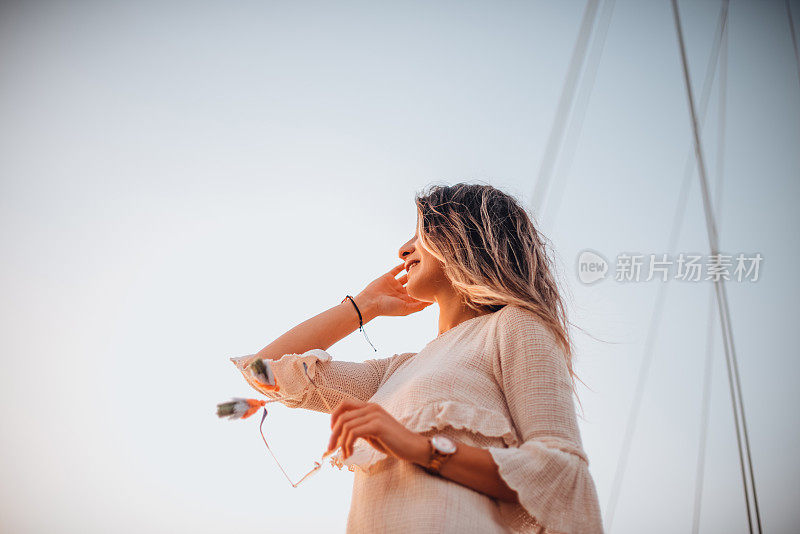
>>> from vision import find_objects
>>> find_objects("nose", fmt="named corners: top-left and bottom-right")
top-left (398, 235), bottom-right (416, 261)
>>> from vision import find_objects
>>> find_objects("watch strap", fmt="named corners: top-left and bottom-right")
top-left (424, 436), bottom-right (455, 475)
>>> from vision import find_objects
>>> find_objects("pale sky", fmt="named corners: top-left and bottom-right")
top-left (1, 0), bottom-right (798, 532)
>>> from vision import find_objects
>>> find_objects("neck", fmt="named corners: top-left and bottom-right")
top-left (436, 292), bottom-right (489, 336)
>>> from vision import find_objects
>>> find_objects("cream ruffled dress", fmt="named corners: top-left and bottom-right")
top-left (231, 304), bottom-right (604, 533)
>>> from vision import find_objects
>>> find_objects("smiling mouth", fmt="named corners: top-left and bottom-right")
top-left (407, 261), bottom-right (419, 272)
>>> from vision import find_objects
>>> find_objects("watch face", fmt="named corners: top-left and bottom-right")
top-left (431, 435), bottom-right (457, 454)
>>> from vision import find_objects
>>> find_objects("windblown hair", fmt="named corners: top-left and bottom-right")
top-left (414, 182), bottom-right (583, 399)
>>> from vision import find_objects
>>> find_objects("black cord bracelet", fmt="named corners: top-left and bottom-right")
top-left (342, 295), bottom-right (377, 352)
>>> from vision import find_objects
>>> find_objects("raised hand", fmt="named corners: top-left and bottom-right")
top-left (354, 263), bottom-right (433, 318)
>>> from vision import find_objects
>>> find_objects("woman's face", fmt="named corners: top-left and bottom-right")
top-left (397, 225), bottom-right (448, 303)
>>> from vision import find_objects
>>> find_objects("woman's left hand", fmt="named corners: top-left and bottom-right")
top-left (326, 398), bottom-right (429, 465)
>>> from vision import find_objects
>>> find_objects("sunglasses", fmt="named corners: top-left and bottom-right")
top-left (219, 360), bottom-right (345, 488)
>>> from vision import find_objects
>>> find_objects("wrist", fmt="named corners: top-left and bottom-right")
top-left (407, 432), bottom-right (431, 467)
top-left (352, 293), bottom-right (380, 323)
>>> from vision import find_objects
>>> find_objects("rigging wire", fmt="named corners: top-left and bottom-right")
top-left (692, 12), bottom-right (728, 533)
top-left (603, 2), bottom-right (730, 529)
top-left (531, 0), bottom-right (600, 218)
top-left (787, 0), bottom-right (800, 89)
top-left (672, 0), bottom-right (762, 532)
top-left (545, 0), bottom-right (617, 230)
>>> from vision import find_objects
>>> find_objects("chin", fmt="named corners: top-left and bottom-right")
top-left (405, 282), bottom-right (422, 300)
top-left (407, 284), bottom-right (433, 303)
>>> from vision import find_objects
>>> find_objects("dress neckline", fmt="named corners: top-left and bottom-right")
top-left (431, 311), bottom-right (496, 343)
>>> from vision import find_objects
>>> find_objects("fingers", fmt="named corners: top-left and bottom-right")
top-left (340, 414), bottom-right (376, 458)
top-left (328, 407), bottom-right (369, 452)
top-left (330, 397), bottom-right (365, 428)
top-left (396, 273), bottom-right (408, 285)
top-left (328, 398), bottom-right (370, 451)
top-left (403, 297), bottom-right (433, 310)
top-left (326, 402), bottom-right (400, 460)
top-left (388, 263), bottom-right (405, 276)
top-left (330, 410), bottom-right (376, 457)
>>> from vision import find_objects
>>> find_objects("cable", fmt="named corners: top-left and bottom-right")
top-left (787, 0), bottom-right (800, 89)
top-left (603, 1), bottom-right (730, 529)
top-left (692, 13), bottom-right (728, 532)
top-left (531, 0), bottom-right (600, 218)
top-left (672, 1), bottom-right (762, 532)
top-left (546, 0), bottom-right (617, 229)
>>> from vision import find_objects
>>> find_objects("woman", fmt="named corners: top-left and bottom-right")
top-left (232, 183), bottom-right (604, 533)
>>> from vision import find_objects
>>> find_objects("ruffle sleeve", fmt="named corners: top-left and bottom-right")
top-left (330, 398), bottom-right (522, 474)
top-left (229, 349), bottom-right (414, 415)
top-left (487, 306), bottom-right (604, 534)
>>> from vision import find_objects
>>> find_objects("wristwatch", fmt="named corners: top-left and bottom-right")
top-left (424, 435), bottom-right (457, 475)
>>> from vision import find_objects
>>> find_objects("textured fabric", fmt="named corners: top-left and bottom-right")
top-left (230, 304), bottom-right (604, 533)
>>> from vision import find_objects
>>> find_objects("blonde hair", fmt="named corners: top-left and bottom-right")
top-left (414, 182), bottom-right (584, 401)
